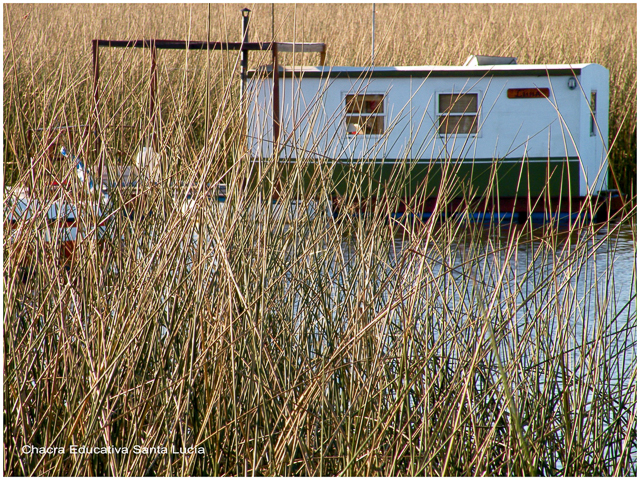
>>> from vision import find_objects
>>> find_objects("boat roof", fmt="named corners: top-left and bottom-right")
top-left (250, 63), bottom-right (598, 79)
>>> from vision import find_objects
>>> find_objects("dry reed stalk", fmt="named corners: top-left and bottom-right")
top-left (3, 3), bottom-right (636, 476)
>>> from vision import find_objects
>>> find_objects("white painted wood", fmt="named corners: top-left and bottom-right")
top-left (248, 63), bottom-right (610, 196)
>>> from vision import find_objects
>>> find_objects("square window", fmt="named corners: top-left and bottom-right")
top-left (438, 93), bottom-right (479, 135)
top-left (345, 94), bottom-right (384, 135)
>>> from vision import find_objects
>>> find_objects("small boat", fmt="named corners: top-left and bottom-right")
top-left (5, 147), bottom-right (108, 266)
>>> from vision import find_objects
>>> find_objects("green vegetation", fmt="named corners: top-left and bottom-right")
top-left (3, 4), bottom-right (636, 476)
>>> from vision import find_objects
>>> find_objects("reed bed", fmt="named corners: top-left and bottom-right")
top-left (3, 3), bottom-right (637, 476)
top-left (3, 3), bottom-right (636, 194)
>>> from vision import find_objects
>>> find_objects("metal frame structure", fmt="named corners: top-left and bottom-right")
top-left (90, 9), bottom-right (326, 175)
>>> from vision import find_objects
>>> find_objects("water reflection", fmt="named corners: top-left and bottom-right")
top-left (334, 218), bottom-right (636, 384)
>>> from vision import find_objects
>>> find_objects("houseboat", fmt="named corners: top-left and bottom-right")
top-left (247, 56), bottom-right (611, 219)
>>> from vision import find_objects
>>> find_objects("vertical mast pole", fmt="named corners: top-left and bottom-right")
top-left (240, 8), bottom-right (251, 106)
top-left (372, 3), bottom-right (375, 66)
top-left (206, 4), bottom-right (211, 142)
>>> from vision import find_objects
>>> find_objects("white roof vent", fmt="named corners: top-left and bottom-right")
top-left (463, 55), bottom-right (518, 66)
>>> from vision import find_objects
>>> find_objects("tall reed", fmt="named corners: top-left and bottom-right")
top-left (3, 3), bottom-right (637, 194)
top-left (3, 3), bottom-right (636, 476)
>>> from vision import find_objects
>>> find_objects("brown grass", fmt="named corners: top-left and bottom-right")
top-left (3, 4), bottom-right (637, 191)
top-left (3, 3), bottom-right (636, 476)
top-left (4, 3), bottom-right (636, 191)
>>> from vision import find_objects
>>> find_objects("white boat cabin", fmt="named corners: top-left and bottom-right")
top-left (248, 58), bottom-right (609, 198)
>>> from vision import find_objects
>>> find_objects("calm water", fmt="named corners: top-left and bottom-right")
top-left (334, 217), bottom-right (636, 382)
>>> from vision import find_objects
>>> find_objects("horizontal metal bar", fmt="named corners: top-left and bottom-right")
top-left (95, 39), bottom-right (327, 53)
top-left (275, 42), bottom-right (326, 53)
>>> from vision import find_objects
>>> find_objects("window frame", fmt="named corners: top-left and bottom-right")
top-left (436, 91), bottom-right (481, 137)
top-left (344, 93), bottom-right (386, 137)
